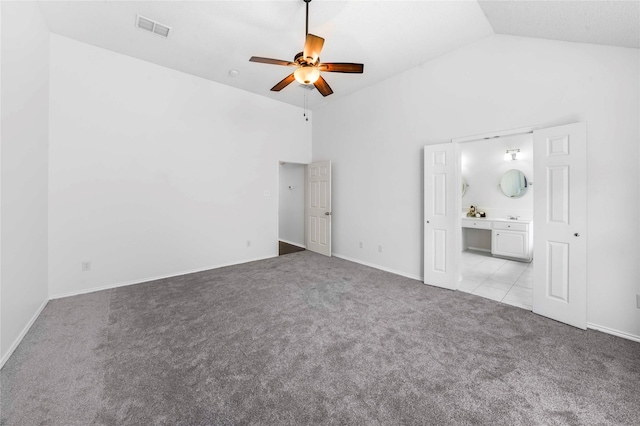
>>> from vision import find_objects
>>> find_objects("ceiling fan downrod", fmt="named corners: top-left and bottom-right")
top-left (305, 0), bottom-right (311, 37)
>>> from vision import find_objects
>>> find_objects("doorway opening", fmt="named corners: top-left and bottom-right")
top-left (458, 132), bottom-right (534, 310)
top-left (278, 162), bottom-right (306, 256)
top-left (277, 160), bottom-right (333, 257)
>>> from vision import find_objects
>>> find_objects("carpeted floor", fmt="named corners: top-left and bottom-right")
top-left (2, 251), bottom-right (639, 425)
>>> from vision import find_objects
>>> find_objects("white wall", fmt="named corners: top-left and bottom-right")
top-left (313, 35), bottom-right (640, 339)
top-left (461, 133), bottom-right (533, 220)
top-left (1, 2), bottom-right (50, 365)
top-left (48, 35), bottom-right (311, 298)
top-left (278, 163), bottom-right (305, 247)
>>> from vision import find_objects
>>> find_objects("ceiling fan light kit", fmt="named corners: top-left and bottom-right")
top-left (294, 66), bottom-right (320, 85)
top-left (249, 0), bottom-right (363, 97)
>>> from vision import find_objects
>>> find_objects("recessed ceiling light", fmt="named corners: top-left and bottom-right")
top-left (229, 70), bottom-right (240, 77)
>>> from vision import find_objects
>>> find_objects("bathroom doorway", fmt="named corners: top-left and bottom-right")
top-left (458, 132), bottom-right (534, 310)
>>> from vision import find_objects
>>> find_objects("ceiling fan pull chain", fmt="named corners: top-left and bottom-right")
top-left (303, 90), bottom-right (309, 121)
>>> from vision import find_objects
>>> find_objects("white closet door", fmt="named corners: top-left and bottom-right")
top-left (424, 144), bottom-right (458, 290)
top-left (533, 122), bottom-right (587, 329)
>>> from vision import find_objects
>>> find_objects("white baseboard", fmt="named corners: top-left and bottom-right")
top-left (587, 322), bottom-right (640, 343)
top-left (1, 298), bottom-right (49, 370)
top-left (279, 239), bottom-right (306, 249)
top-left (332, 253), bottom-right (422, 282)
top-left (49, 255), bottom-right (277, 300)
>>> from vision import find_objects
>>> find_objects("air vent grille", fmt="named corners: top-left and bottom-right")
top-left (136, 15), bottom-right (171, 38)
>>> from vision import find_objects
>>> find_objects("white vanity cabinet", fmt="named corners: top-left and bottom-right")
top-left (462, 218), bottom-right (533, 262)
top-left (492, 221), bottom-right (532, 261)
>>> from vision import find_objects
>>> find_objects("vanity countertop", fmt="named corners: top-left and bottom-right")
top-left (462, 216), bottom-right (532, 224)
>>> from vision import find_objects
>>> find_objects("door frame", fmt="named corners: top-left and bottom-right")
top-left (276, 160), bottom-right (333, 257)
top-left (277, 161), bottom-right (308, 253)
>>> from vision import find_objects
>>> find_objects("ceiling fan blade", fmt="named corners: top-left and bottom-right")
top-left (271, 73), bottom-right (296, 92)
top-left (318, 63), bottom-right (364, 73)
top-left (313, 75), bottom-right (333, 97)
top-left (250, 56), bottom-right (297, 67)
top-left (303, 34), bottom-right (324, 64)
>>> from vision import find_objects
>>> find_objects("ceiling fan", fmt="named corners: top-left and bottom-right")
top-left (249, 0), bottom-right (364, 97)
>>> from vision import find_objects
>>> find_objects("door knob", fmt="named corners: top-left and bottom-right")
top-left (325, 212), bottom-right (332, 216)
top-left (574, 233), bottom-right (580, 237)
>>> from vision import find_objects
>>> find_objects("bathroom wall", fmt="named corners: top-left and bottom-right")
top-left (461, 133), bottom-right (534, 220)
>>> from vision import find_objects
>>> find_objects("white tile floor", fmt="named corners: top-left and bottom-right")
top-left (459, 250), bottom-right (533, 310)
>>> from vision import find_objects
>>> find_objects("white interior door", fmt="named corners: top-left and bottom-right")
top-left (424, 144), bottom-right (458, 289)
top-left (306, 161), bottom-right (331, 257)
top-left (533, 122), bottom-right (587, 329)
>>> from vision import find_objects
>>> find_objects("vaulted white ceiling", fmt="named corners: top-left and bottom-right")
top-left (37, 1), bottom-right (639, 110)
top-left (479, 0), bottom-right (640, 49)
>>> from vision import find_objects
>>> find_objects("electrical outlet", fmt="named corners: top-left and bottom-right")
top-left (81, 261), bottom-right (91, 272)
top-left (246, 240), bottom-right (251, 248)
top-left (359, 242), bottom-right (364, 249)
top-left (263, 190), bottom-right (270, 197)
top-left (378, 245), bottom-right (383, 253)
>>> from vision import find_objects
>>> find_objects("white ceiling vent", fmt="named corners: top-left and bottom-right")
top-left (136, 15), bottom-right (171, 38)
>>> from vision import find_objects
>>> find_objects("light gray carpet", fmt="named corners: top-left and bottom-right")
top-left (2, 251), bottom-right (639, 425)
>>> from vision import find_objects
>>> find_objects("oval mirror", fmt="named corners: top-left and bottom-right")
top-left (461, 177), bottom-right (468, 197)
top-left (499, 169), bottom-right (528, 198)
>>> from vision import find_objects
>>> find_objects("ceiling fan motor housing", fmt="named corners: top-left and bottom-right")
top-left (294, 51), bottom-right (319, 66)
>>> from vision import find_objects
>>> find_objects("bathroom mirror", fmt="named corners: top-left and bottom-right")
top-left (461, 177), bottom-right (468, 197)
top-left (499, 169), bottom-right (528, 198)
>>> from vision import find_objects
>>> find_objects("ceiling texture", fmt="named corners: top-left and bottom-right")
top-left (38, 0), bottom-right (640, 110)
